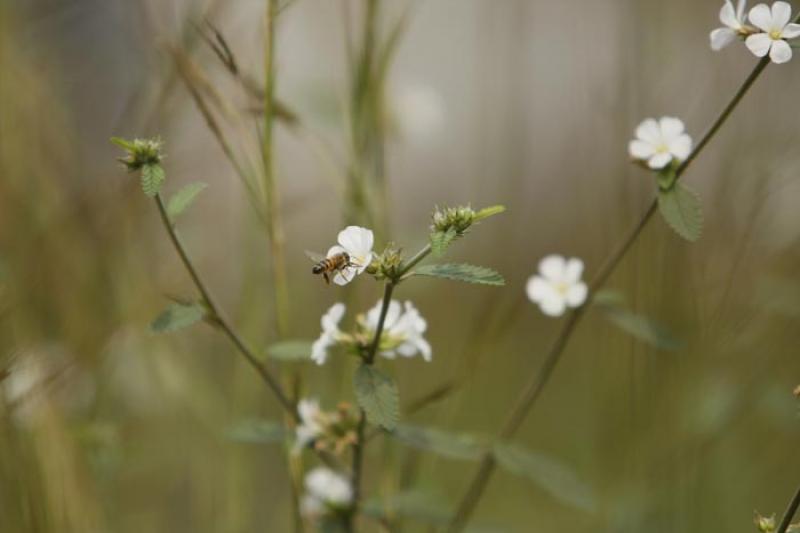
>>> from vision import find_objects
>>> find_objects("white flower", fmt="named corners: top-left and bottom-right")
top-left (326, 226), bottom-right (374, 286)
top-left (628, 117), bottom-right (693, 170)
top-left (745, 2), bottom-right (800, 63)
top-left (295, 398), bottom-right (325, 450)
top-left (711, 0), bottom-right (748, 50)
top-left (311, 303), bottom-right (345, 365)
top-left (301, 467), bottom-right (353, 517)
top-left (364, 300), bottom-right (432, 361)
top-left (526, 255), bottom-right (588, 317)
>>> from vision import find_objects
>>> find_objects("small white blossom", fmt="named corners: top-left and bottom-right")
top-left (311, 303), bottom-right (345, 365)
top-left (326, 226), bottom-right (374, 286)
top-left (745, 2), bottom-right (800, 63)
top-left (301, 467), bottom-right (353, 518)
top-left (711, 0), bottom-right (749, 50)
top-left (295, 398), bottom-right (325, 450)
top-left (364, 300), bottom-right (432, 361)
top-left (628, 117), bottom-right (693, 170)
top-left (526, 255), bottom-right (588, 317)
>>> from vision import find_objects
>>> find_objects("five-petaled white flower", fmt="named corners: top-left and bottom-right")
top-left (311, 303), bottom-right (345, 365)
top-left (526, 255), bottom-right (588, 317)
top-left (711, 0), bottom-right (749, 50)
top-left (745, 2), bottom-right (800, 63)
top-left (301, 467), bottom-right (353, 518)
top-left (628, 117), bottom-right (693, 170)
top-left (295, 398), bottom-right (325, 450)
top-left (327, 226), bottom-right (374, 286)
top-left (363, 300), bottom-right (432, 361)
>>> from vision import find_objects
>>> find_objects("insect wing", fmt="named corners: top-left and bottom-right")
top-left (305, 250), bottom-right (327, 263)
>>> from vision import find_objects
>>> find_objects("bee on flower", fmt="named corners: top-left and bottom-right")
top-left (309, 226), bottom-right (374, 286)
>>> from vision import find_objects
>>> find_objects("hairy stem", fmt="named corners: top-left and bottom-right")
top-left (778, 484), bottom-right (800, 533)
top-left (445, 56), bottom-right (772, 533)
top-left (153, 193), bottom-right (297, 418)
top-left (397, 243), bottom-right (432, 279)
top-left (349, 281), bottom-right (396, 531)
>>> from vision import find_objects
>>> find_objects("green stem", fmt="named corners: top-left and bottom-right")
top-left (445, 56), bottom-right (772, 533)
top-left (349, 281), bottom-right (396, 531)
top-left (153, 194), bottom-right (297, 419)
top-left (778, 484), bottom-right (800, 533)
top-left (397, 243), bottom-right (432, 279)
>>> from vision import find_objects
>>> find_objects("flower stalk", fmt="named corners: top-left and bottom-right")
top-left (445, 54), bottom-right (774, 533)
top-left (152, 193), bottom-right (296, 418)
top-left (778, 484), bottom-right (800, 533)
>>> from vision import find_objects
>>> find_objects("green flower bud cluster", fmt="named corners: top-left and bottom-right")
top-left (432, 205), bottom-right (476, 235)
top-left (111, 137), bottom-right (164, 172)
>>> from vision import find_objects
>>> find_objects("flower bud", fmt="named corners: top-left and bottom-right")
top-left (432, 204), bottom-right (476, 234)
top-left (112, 137), bottom-right (164, 172)
top-left (754, 512), bottom-right (776, 533)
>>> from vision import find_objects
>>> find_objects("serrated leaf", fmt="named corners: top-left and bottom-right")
top-left (474, 204), bottom-right (506, 222)
top-left (150, 302), bottom-right (206, 333)
top-left (658, 183), bottom-right (702, 242)
top-left (602, 307), bottom-right (683, 351)
top-left (493, 442), bottom-right (595, 512)
top-left (265, 340), bottom-right (313, 362)
top-left (167, 182), bottom-right (207, 220)
top-left (226, 419), bottom-right (285, 444)
top-left (354, 365), bottom-right (399, 430)
top-left (430, 227), bottom-right (458, 256)
top-left (414, 263), bottom-right (505, 286)
top-left (391, 424), bottom-right (485, 461)
top-left (141, 164), bottom-right (165, 197)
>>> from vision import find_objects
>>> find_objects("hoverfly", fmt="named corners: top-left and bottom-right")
top-left (305, 251), bottom-right (362, 285)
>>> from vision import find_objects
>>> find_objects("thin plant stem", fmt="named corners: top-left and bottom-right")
top-left (778, 484), bottom-right (800, 533)
top-left (445, 55), bottom-right (772, 533)
top-left (153, 193), bottom-right (297, 418)
top-left (397, 243), bottom-right (432, 278)
top-left (349, 281), bottom-right (396, 531)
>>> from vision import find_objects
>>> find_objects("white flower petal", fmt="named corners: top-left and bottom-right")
top-left (720, 1), bottom-right (740, 28)
top-left (332, 267), bottom-right (356, 286)
top-left (647, 152), bottom-right (672, 170)
top-left (772, 1), bottom-right (792, 29)
top-left (746, 32), bottom-right (774, 56)
top-left (414, 337), bottom-right (432, 362)
top-left (538, 293), bottom-right (567, 317)
top-left (337, 226), bottom-right (374, 256)
top-left (782, 22), bottom-right (800, 38)
top-left (565, 283), bottom-right (588, 307)
top-left (635, 118), bottom-right (661, 144)
top-left (526, 276), bottom-right (550, 303)
top-left (321, 303), bottom-right (345, 332)
top-left (311, 334), bottom-right (333, 365)
top-left (659, 117), bottom-right (685, 142)
top-left (737, 0), bottom-right (748, 21)
top-left (352, 251), bottom-right (373, 274)
top-left (629, 139), bottom-right (656, 159)
top-left (326, 245), bottom-right (347, 258)
top-left (749, 4), bottom-right (773, 31)
top-left (770, 37), bottom-right (793, 62)
top-left (563, 258), bottom-right (584, 284)
top-left (669, 134), bottom-right (693, 161)
top-left (710, 27), bottom-right (738, 50)
top-left (539, 255), bottom-right (566, 282)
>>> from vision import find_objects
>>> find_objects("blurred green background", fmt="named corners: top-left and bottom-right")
top-left (2, 0), bottom-right (800, 531)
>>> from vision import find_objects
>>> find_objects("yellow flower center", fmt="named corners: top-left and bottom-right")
top-left (655, 143), bottom-right (669, 154)
top-left (770, 29), bottom-right (783, 40)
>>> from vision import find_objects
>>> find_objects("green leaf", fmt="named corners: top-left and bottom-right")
top-left (150, 302), bottom-right (206, 333)
top-left (474, 204), bottom-right (506, 222)
top-left (167, 182), bottom-right (208, 220)
top-left (430, 227), bottom-right (458, 256)
top-left (141, 163), bottom-right (166, 197)
top-left (362, 491), bottom-right (450, 526)
top-left (414, 263), bottom-right (505, 286)
top-left (658, 183), bottom-right (702, 242)
top-left (391, 424), bottom-right (485, 461)
top-left (602, 307), bottom-right (683, 351)
top-left (265, 340), bottom-right (313, 362)
top-left (226, 419), bottom-right (285, 444)
top-left (354, 365), bottom-right (399, 431)
top-left (493, 442), bottom-right (595, 512)
top-left (110, 136), bottom-right (136, 151)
